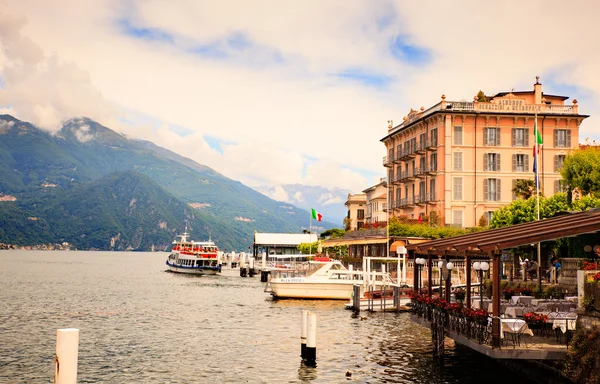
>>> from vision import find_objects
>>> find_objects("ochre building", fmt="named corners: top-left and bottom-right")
top-left (380, 78), bottom-right (588, 227)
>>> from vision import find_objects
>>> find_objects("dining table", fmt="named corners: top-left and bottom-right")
top-left (500, 318), bottom-right (533, 346)
top-left (510, 295), bottom-right (534, 305)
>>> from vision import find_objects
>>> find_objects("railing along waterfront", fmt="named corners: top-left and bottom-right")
top-left (411, 294), bottom-right (493, 346)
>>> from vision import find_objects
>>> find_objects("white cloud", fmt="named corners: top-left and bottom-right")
top-left (1, 0), bottom-right (600, 197)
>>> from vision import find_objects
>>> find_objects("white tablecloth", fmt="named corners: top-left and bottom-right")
top-left (548, 312), bottom-right (577, 334)
top-left (504, 306), bottom-right (526, 318)
top-left (500, 319), bottom-right (533, 338)
top-left (510, 296), bottom-right (534, 305)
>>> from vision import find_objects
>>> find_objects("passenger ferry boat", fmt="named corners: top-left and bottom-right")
top-left (166, 230), bottom-right (222, 275)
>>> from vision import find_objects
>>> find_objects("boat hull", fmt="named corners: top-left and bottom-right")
top-left (269, 281), bottom-right (356, 300)
top-left (166, 261), bottom-right (221, 275)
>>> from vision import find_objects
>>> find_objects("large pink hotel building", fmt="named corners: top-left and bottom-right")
top-left (380, 78), bottom-right (588, 228)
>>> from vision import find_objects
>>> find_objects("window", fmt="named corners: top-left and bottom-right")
top-left (430, 128), bottom-right (438, 147)
top-left (453, 210), bottom-right (463, 226)
top-left (453, 152), bottom-right (463, 171)
top-left (419, 181), bottom-right (425, 197)
top-left (484, 127), bottom-right (501, 146)
top-left (554, 179), bottom-right (567, 194)
top-left (429, 178), bottom-right (436, 200)
top-left (388, 147), bottom-right (394, 161)
top-left (554, 129), bottom-right (571, 148)
top-left (484, 178), bottom-right (502, 201)
top-left (430, 153), bottom-right (437, 171)
top-left (419, 156), bottom-right (426, 171)
top-left (512, 154), bottom-right (529, 172)
top-left (512, 128), bottom-right (529, 147)
top-left (484, 153), bottom-right (501, 171)
top-left (454, 126), bottom-right (463, 145)
top-left (555, 155), bottom-right (566, 172)
top-left (453, 177), bottom-right (463, 200)
top-left (483, 211), bottom-right (494, 226)
top-left (357, 209), bottom-right (365, 220)
top-left (395, 188), bottom-right (401, 205)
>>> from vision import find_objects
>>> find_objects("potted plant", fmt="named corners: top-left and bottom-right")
top-left (523, 311), bottom-right (548, 334)
top-left (453, 288), bottom-right (466, 302)
top-left (502, 287), bottom-right (514, 300)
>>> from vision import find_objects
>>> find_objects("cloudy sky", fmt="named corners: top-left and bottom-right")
top-left (1, 0), bottom-right (599, 198)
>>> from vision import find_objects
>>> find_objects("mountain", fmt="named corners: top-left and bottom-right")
top-left (0, 115), bottom-right (338, 250)
top-left (254, 183), bottom-right (350, 225)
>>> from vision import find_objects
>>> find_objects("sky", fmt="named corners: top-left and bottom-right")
top-left (1, 0), bottom-right (599, 204)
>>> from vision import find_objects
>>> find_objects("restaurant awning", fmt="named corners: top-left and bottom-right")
top-left (390, 240), bottom-right (406, 252)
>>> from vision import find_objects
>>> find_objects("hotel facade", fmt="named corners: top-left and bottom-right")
top-left (380, 79), bottom-right (588, 228)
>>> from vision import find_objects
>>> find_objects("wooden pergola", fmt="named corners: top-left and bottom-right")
top-left (406, 208), bottom-right (600, 348)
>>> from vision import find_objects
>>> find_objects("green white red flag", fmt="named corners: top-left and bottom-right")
top-left (311, 208), bottom-right (322, 222)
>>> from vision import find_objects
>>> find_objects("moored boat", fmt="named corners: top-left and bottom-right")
top-left (165, 230), bottom-right (222, 275)
top-left (265, 258), bottom-right (389, 300)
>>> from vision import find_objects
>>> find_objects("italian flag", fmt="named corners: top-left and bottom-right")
top-left (311, 208), bottom-right (322, 222)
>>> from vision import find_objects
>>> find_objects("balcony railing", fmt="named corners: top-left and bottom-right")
top-left (425, 163), bottom-right (438, 174)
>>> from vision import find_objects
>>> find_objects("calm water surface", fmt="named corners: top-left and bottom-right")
top-left (0, 251), bottom-right (525, 383)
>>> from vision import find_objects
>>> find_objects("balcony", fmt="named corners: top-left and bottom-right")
top-left (398, 197), bottom-right (409, 208)
top-left (407, 169), bottom-right (417, 181)
top-left (393, 174), bottom-right (403, 185)
top-left (415, 141), bottom-right (426, 154)
top-left (383, 156), bottom-right (393, 167)
top-left (426, 137), bottom-right (438, 150)
top-left (414, 167), bottom-right (427, 178)
top-left (425, 163), bottom-right (438, 175)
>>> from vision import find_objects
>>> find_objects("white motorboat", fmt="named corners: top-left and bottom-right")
top-left (165, 230), bottom-right (221, 275)
top-left (265, 258), bottom-right (393, 300)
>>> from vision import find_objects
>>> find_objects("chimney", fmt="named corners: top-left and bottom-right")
top-left (534, 76), bottom-right (542, 105)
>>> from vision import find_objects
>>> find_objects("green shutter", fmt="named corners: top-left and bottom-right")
top-left (484, 179), bottom-right (489, 200)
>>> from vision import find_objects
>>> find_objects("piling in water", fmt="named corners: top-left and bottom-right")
top-left (55, 328), bottom-right (79, 384)
top-left (306, 313), bottom-right (317, 367)
top-left (301, 310), bottom-right (309, 359)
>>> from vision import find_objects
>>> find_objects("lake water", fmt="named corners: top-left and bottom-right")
top-left (0, 251), bottom-right (527, 383)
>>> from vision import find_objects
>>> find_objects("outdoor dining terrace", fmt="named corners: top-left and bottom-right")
top-left (410, 292), bottom-right (577, 360)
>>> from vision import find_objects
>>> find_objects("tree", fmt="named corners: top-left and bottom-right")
top-left (476, 90), bottom-right (487, 102)
top-left (512, 179), bottom-right (536, 200)
top-left (490, 193), bottom-right (600, 229)
top-left (320, 228), bottom-right (345, 239)
top-left (561, 146), bottom-right (600, 197)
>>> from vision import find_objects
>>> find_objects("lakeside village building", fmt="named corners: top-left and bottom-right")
top-left (348, 78), bottom-right (587, 229)
top-left (327, 78), bottom-right (588, 262)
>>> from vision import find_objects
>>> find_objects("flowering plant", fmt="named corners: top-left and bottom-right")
top-left (581, 261), bottom-right (599, 271)
top-left (517, 287), bottom-right (533, 296)
top-left (592, 272), bottom-right (600, 282)
top-left (502, 287), bottom-right (515, 299)
top-left (453, 288), bottom-right (466, 301)
top-left (523, 312), bottom-right (547, 325)
top-left (446, 303), bottom-right (463, 314)
top-left (462, 307), bottom-right (488, 322)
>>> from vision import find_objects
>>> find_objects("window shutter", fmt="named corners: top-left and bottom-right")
top-left (497, 179), bottom-right (502, 201)
top-left (512, 129), bottom-right (516, 146)
top-left (496, 128), bottom-right (501, 146)
top-left (496, 154), bottom-right (501, 171)
top-left (524, 155), bottom-right (529, 171)
top-left (484, 128), bottom-right (489, 145)
top-left (566, 130), bottom-right (572, 147)
top-left (554, 155), bottom-right (559, 172)
top-left (484, 179), bottom-right (489, 200)
top-left (484, 153), bottom-right (489, 171)
top-left (554, 130), bottom-right (558, 147)
top-left (554, 180), bottom-right (559, 194)
top-left (512, 154), bottom-right (516, 171)
top-left (524, 129), bottom-right (529, 147)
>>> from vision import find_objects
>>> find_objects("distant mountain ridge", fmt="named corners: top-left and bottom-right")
top-left (0, 114), bottom-right (337, 251)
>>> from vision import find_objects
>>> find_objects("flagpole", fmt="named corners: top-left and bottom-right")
top-left (535, 113), bottom-right (542, 290)
top-left (309, 212), bottom-right (312, 255)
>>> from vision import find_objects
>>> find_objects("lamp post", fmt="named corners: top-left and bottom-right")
top-left (445, 262), bottom-right (454, 302)
top-left (438, 260), bottom-right (443, 298)
top-left (416, 258), bottom-right (426, 292)
top-left (473, 261), bottom-right (489, 310)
